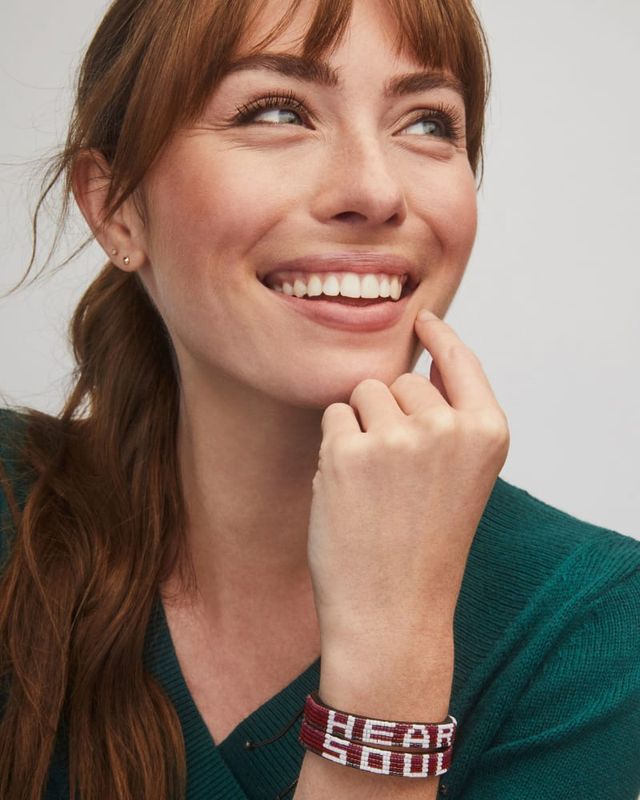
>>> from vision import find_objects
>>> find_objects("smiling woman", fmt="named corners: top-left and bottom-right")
top-left (1, 1), bottom-right (639, 800)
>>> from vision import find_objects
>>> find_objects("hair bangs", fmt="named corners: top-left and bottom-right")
top-left (384, 0), bottom-right (490, 178)
top-left (239, 0), bottom-right (356, 61)
top-left (190, 0), bottom-right (490, 177)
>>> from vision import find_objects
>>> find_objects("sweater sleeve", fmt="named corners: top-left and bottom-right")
top-left (461, 541), bottom-right (640, 800)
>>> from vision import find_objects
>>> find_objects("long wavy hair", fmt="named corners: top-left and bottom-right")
top-left (0, 1), bottom-right (491, 797)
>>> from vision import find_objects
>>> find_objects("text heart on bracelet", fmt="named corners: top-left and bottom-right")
top-left (303, 691), bottom-right (457, 750)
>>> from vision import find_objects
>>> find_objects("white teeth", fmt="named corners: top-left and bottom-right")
top-left (340, 273), bottom-right (361, 298)
top-left (320, 275), bottom-right (340, 296)
top-left (307, 275), bottom-right (325, 296)
top-left (372, 275), bottom-right (391, 298)
top-left (293, 279), bottom-right (307, 298)
top-left (269, 271), bottom-right (406, 301)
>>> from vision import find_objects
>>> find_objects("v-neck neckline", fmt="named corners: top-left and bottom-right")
top-left (144, 590), bottom-right (321, 798)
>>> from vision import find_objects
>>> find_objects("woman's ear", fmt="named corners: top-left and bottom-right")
top-left (71, 148), bottom-right (146, 272)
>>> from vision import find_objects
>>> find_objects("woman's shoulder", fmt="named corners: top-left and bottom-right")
top-left (456, 474), bottom-right (640, 660)
top-left (478, 474), bottom-right (640, 588)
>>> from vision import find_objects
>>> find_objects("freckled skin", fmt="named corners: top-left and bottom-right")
top-left (133, 0), bottom-right (477, 410)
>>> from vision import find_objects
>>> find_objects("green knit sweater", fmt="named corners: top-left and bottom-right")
top-left (1, 407), bottom-right (639, 800)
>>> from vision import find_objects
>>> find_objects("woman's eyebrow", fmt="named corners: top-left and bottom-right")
top-left (223, 53), bottom-right (464, 100)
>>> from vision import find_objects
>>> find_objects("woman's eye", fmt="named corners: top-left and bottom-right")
top-left (231, 91), bottom-right (308, 126)
top-left (247, 107), bottom-right (303, 125)
top-left (403, 116), bottom-right (447, 138)
top-left (400, 108), bottom-right (465, 142)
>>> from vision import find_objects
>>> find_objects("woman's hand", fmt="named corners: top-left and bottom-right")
top-left (307, 309), bottom-right (510, 655)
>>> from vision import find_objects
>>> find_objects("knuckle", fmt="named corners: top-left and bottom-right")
top-left (416, 406), bottom-right (457, 437)
top-left (444, 342), bottom-right (470, 362)
top-left (359, 377), bottom-right (387, 391)
top-left (470, 409), bottom-right (511, 451)
top-left (495, 416), bottom-right (511, 452)
top-left (378, 426), bottom-right (416, 452)
top-left (321, 401), bottom-right (349, 427)
top-left (323, 401), bottom-right (349, 417)
top-left (437, 334), bottom-right (483, 368)
top-left (329, 433), bottom-right (368, 468)
top-left (349, 377), bottom-right (386, 403)
top-left (391, 372), bottom-right (429, 390)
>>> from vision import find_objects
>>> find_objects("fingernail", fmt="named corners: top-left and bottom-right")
top-left (417, 308), bottom-right (437, 322)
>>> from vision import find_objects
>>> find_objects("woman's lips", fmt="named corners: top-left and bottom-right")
top-left (261, 282), bottom-right (416, 333)
top-left (300, 295), bottom-right (390, 306)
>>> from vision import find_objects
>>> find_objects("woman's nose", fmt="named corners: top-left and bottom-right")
top-left (311, 130), bottom-right (408, 228)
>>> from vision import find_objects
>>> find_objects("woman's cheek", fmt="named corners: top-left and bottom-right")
top-left (431, 162), bottom-right (478, 260)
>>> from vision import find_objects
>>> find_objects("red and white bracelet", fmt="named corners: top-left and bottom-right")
top-left (298, 691), bottom-right (457, 778)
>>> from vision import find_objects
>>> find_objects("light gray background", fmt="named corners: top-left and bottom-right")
top-left (1, 1), bottom-right (638, 540)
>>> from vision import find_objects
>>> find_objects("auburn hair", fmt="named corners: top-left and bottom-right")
top-left (0, 1), bottom-right (491, 798)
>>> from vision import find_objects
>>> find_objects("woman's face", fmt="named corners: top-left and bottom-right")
top-left (134, 0), bottom-right (478, 410)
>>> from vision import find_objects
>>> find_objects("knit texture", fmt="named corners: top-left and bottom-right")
top-left (1, 407), bottom-right (639, 799)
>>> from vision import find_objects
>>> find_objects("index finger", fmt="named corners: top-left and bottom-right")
top-left (415, 310), bottom-right (500, 411)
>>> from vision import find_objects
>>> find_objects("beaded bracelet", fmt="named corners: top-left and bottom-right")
top-left (298, 691), bottom-right (457, 778)
top-left (299, 717), bottom-right (453, 777)
top-left (303, 691), bottom-right (457, 750)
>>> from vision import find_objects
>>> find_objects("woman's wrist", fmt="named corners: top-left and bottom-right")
top-left (318, 632), bottom-right (455, 724)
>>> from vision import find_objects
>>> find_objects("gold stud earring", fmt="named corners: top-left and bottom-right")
top-left (111, 248), bottom-right (118, 256)
top-left (123, 256), bottom-right (130, 266)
